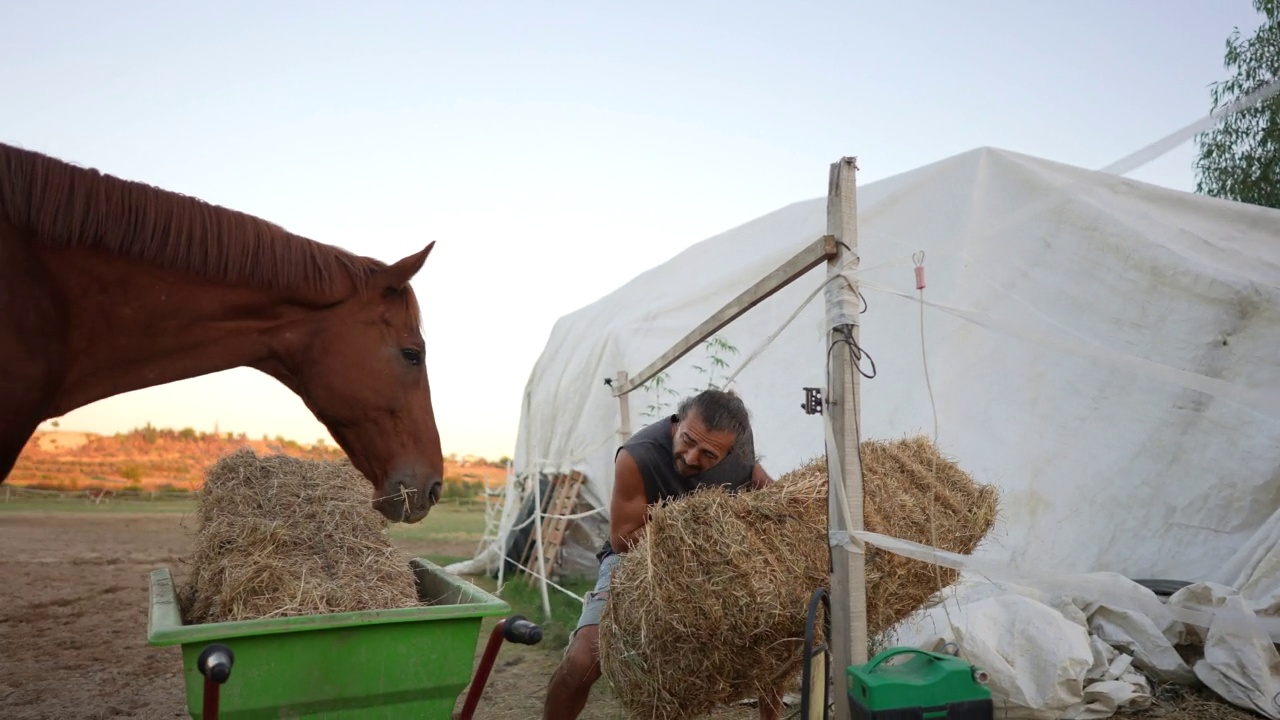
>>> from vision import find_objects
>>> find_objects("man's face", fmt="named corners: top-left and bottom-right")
top-left (672, 409), bottom-right (738, 478)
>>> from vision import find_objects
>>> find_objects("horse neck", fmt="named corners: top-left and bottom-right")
top-left (39, 245), bottom-right (337, 416)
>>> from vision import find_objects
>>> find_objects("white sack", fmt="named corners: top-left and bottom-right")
top-left (1169, 582), bottom-right (1280, 720)
top-left (931, 594), bottom-right (1094, 720)
top-left (1039, 572), bottom-right (1195, 684)
top-left (1216, 504), bottom-right (1280, 615)
top-left (906, 584), bottom-right (1167, 717)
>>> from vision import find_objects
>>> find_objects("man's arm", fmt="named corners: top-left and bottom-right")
top-left (610, 449), bottom-right (649, 553)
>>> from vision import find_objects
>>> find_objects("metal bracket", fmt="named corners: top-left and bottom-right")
top-left (801, 387), bottom-right (823, 415)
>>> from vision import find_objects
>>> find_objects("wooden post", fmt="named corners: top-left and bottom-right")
top-left (530, 474), bottom-right (553, 620)
top-left (616, 370), bottom-right (632, 446)
top-left (826, 156), bottom-right (867, 720)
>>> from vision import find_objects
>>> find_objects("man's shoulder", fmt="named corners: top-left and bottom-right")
top-left (632, 415), bottom-right (676, 442)
top-left (618, 415), bottom-right (674, 455)
top-left (615, 416), bottom-right (678, 504)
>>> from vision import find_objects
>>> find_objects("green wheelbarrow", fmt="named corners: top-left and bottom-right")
top-left (147, 558), bottom-right (542, 719)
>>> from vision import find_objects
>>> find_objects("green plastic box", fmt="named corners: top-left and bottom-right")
top-left (847, 647), bottom-right (993, 720)
top-left (147, 558), bottom-right (510, 719)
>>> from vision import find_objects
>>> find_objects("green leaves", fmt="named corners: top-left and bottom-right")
top-left (637, 334), bottom-right (741, 419)
top-left (1194, 0), bottom-right (1280, 210)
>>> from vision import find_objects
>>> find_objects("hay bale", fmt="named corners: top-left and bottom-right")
top-left (177, 448), bottom-right (422, 624)
top-left (598, 435), bottom-right (998, 720)
top-left (859, 436), bottom-right (999, 634)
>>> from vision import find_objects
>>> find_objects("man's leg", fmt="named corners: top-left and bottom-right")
top-left (543, 625), bottom-right (602, 720)
top-left (542, 554), bottom-right (618, 720)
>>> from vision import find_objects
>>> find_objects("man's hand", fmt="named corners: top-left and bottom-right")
top-left (750, 462), bottom-right (773, 491)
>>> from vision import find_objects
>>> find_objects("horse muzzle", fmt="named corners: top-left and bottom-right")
top-left (374, 475), bottom-right (441, 523)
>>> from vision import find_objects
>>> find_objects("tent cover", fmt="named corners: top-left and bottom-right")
top-left (450, 147), bottom-right (1280, 718)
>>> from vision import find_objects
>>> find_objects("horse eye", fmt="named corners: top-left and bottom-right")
top-left (400, 348), bottom-right (422, 366)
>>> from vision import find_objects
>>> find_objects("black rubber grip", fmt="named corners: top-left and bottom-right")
top-left (502, 615), bottom-right (543, 645)
top-left (198, 643), bottom-right (235, 684)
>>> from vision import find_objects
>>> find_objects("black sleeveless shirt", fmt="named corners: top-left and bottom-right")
top-left (597, 414), bottom-right (755, 560)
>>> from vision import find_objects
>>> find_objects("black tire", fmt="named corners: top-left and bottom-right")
top-left (1132, 578), bottom-right (1194, 597)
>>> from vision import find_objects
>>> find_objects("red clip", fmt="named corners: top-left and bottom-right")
top-left (912, 251), bottom-right (926, 290)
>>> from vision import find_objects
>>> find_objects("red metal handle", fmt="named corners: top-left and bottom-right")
top-left (458, 620), bottom-right (507, 720)
top-left (458, 615), bottom-right (542, 720)
top-left (197, 643), bottom-right (233, 720)
top-left (203, 678), bottom-right (220, 720)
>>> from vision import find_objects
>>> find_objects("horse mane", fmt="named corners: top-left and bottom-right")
top-left (0, 142), bottom-right (388, 298)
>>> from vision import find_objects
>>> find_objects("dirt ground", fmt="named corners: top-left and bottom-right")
top-left (0, 511), bottom-right (1258, 720)
top-left (0, 511), bottom-right (767, 719)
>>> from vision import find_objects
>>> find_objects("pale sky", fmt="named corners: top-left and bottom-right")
top-left (1, 1), bottom-right (1265, 460)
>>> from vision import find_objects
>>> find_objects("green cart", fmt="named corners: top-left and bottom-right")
top-left (148, 558), bottom-right (540, 719)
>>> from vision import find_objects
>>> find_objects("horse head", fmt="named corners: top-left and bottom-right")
top-left (281, 242), bottom-right (443, 523)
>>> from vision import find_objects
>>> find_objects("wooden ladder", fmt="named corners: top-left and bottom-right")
top-left (519, 471), bottom-right (586, 585)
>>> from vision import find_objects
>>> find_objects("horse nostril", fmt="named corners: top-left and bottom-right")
top-left (394, 480), bottom-right (410, 498)
top-left (428, 481), bottom-right (442, 505)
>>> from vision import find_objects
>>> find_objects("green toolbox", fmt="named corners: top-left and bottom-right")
top-left (847, 647), bottom-right (994, 720)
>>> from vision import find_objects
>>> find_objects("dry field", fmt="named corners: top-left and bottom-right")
top-left (0, 500), bottom-right (1245, 720)
top-left (0, 503), bottom-right (762, 719)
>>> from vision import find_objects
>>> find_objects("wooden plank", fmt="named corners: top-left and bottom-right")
top-left (518, 474), bottom-right (558, 575)
top-left (613, 234), bottom-right (838, 397)
top-left (825, 156), bottom-right (867, 720)
top-left (523, 474), bottom-right (560, 585)
top-left (524, 471), bottom-right (587, 586)
top-left (535, 480), bottom-right (579, 578)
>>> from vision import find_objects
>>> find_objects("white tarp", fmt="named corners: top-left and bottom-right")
top-left (449, 146), bottom-right (1280, 716)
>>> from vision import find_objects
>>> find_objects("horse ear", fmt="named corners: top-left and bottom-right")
top-left (374, 242), bottom-right (435, 291)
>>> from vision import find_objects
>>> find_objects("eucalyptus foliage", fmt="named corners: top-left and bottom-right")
top-left (1194, 0), bottom-right (1280, 210)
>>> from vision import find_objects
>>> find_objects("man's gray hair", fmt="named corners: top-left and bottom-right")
top-left (676, 388), bottom-right (754, 463)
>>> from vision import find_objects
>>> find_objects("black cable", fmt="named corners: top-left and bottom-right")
top-left (827, 325), bottom-right (876, 380)
top-left (800, 587), bottom-right (832, 720)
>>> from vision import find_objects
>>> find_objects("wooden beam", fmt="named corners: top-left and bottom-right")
top-left (826, 156), bottom-right (866, 720)
top-left (616, 370), bottom-right (632, 445)
top-left (613, 234), bottom-right (838, 397)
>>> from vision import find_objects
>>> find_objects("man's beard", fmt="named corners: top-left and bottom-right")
top-left (674, 455), bottom-right (696, 477)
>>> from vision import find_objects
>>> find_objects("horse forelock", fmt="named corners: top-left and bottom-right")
top-left (0, 142), bottom-right (382, 297)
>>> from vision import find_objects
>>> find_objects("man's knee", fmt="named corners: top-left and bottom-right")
top-left (562, 625), bottom-right (602, 681)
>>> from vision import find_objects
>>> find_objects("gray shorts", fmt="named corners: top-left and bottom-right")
top-left (575, 552), bottom-right (622, 632)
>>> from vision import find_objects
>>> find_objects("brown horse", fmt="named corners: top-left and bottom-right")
top-left (0, 142), bottom-right (443, 522)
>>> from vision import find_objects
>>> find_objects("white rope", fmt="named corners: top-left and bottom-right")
top-left (503, 504), bottom-right (606, 536)
top-left (722, 251), bottom-right (911, 389)
top-left (498, 556), bottom-right (588, 603)
top-left (831, 529), bottom-right (1280, 644)
top-left (861, 281), bottom-right (1280, 420)
top-left (1100, 75), bottom-right (1280, 177)
top-left (913, 254), bottom-right (967, 661)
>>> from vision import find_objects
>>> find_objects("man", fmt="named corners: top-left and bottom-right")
top-left (542, 388), bottom-right (785, 720)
